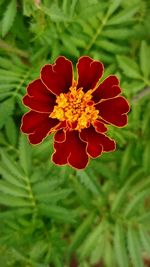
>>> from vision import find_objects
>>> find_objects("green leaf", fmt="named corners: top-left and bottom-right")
top-left (142, 141), bottom-right (150, 174)
top-left (69, 213), bottom-right (95, 254)
top-left (114, 223), bottom-right (128, 267)
top-left (77, 170), bottom-right (100, 195)
top-left (124, 80), bottom-right (146, 94)
top-left (140, 41), bottom-right (150, 78)
top-left (124, 189), bottom-right (150, 218)
top-left (127, 225), bottom-right (144, 267)
top-left (0, 180), bottom-right (28, 198)
top-left (111, 168), bottom-right (144, 213)
top-left (36, 189), bottom-right (72, 203)
top-left (0, 193), bottom-right (32, 207)
top-left (137, 211), bottom-right (150, 224)
top-left (96, 39), bottom-right (128, 54)
top-left (40, 3), bottom-right (70, 22)
top-left (5, 117), bottom-right (17, 146)
top-left (0, 165), bottom-right (25, 188)
top-left (107, 0), bottom-right (122, 17)
top-left (30, 241), bottom-right (48, 261)
top-left (0, 98), bottom-right (15, 129)
top-left (117, 55), bottom-right (142, 79)
top-left (120, 142), bottom-right (135, 180)
top-left (102, 28), bottom-right (132, 40)
top-left (107, 5), bottom-right (138, 25)
top-left (39, 204), bottom-right (75, 223)
top-left (1, 0), bottom-right (17, 37)
top-left (80, 220), bottom-right (106, 258)
top-left (61, 34), bottom-right (79, 57)
top-left (19, 134), bottom-right (32, 176)
top-left (139, 225), bottom-right (150, 255)
top-left (103, 236), bottom-right (115, 267)
top-left (0, 150), bottom-right (25, 181)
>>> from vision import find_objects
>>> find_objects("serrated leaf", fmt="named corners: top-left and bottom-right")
top-left (39, 204), bottom-right (75, 223)
top-left (69, 213), bottom-right (95, 253)
top-left (137, 212), bottom-right (150, 224)
top-left (40, 4), bottom-right (70, 22)
top-left (107, 5), bottom-right (138, 25)
top-left (139, 225), bottom-right (150, 255)
top-left (1, 0), bottom-right (17, 37)
top-left (5, 117), bottom-right (17, 146)
top-left (102, 28), bottom-right (132, 40)
top-left (61, 35), bottom-right (79, 57)
top-left (78, 3), bottom-right (106, 19)
top-left (120, 142), bottom-right (135, 180)
top-left (0, 98), bottom-right (15, 129)
top-left (140, 41), bottom-right (150, 78)
top-left (114, 223), bottom-right (128, 267)
top-left (107, 0), bottom-right (122, 17)
top-left (111, 168), bottom-right (144, 213)
top-left (124, 189), bottom-right (150, 218)
top-left (36, 189), bottom-right (72, 203)
top-left (19, 134), bottom-right (32, 176)
top-left (80, 220), bottom-right (106, 258)
top-left (97, 39), bottom-right (128, 53)
top-left (30, 241), bottom-right (48, 261)
top-left (32, 178), bottom-right (62, 194)
top-left (0, 165), bottom-right (25, 188)
top-left (0, 150), bottom-right (25, 181)
top-left (77, 170), bottom-right (100, 195)
top-left (117, 55), bottom-right (142, 79)
top-left (142, 141), bottom-right (150, 174)
top-left (0, 193), bottom-right (32, 207)
top-left (103, 237), bottom-right (115, 267)
top-left (127, 225), bottom-right (144, 267)
top-left (124, 80), bottom-right (145, 94)
top-left (0, 180), bottom-right (28, 198)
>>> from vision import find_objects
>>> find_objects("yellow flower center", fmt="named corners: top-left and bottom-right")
top-left (50, 83), bottom-right (99, 131)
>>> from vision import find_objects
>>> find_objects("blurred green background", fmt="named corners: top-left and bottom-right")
top-left (0, 0), bottom-right (150, 266)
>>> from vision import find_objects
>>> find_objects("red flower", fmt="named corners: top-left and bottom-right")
top-left (21, 56), bottom-right (130, 169)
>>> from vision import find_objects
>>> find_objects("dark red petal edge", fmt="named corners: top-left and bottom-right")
top-left (40, 56), bottom-right (73, 96)
top-left (76, 56), bottom-right (104, 92)
top-left (52, 131), bottom-right (89, 170)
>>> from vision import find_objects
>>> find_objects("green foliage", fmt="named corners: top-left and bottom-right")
top-left (0, 0), bottom-right (150, 266)
top-left (1, 0), bottom-right (17, 37)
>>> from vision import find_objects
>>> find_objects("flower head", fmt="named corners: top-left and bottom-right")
top-left (21, 56), bottom-right (130, 169)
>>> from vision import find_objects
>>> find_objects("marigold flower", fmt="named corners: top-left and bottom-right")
top-left (20, 56), bottom-right (130, 169)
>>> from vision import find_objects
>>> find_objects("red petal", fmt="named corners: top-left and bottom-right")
top-left (93, 120), bottom-right (107, 133)
top-left (77, 56), bottom-right (104, 92)
top-left (52, 131), bottom-right (89, 169)
top-left (20, 111), bottom-right (58, 144)
top-left (54, 129), bottom-right (66, 143)
top-left (40, 56), bottom-right (73, 95)
top-left (23, 79), bottom-right (56, 113)
top-left (80, 126), bottom-right (116, 158)
top-left (96, 96), bottom-right (130, 127)
top-left (92, 75), bottom-right (121, 103)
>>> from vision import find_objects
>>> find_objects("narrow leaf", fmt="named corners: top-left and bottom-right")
top-left (69, 213), bottom-right (95, 253)
top-left (125, 189), bottom-right (150, 217)
top-left (114, 223), bottom-right (128, 267)
top-left (140, 41), bottom-right (150, 78)
top-left (117, 55), bottom-right (142, 79)
top-left (5, 117), bottom-right (17, 146)
top-left (127, 225), bottom-right (144, 267)
top-left (107, 6), bottom-right (138, 25)
top-left (19, 134), bottom-right (32, 176)
top-left (0, 150), bottom-right (25, 181)
top-left (1, 0), bottom-right (17, 37)
top-left (0, 98), bottom-right (15, 129)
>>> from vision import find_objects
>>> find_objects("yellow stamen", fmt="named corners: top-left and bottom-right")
top-left (50, 84), bottom-right (99, 131)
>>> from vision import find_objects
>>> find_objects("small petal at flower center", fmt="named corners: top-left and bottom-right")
top-left (50, 83), bottom-right (99, 131)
